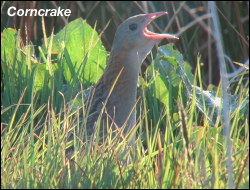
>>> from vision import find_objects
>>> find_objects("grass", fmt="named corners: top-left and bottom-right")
top-left (1, 78), bottom-right (248, 188)
top-left (1, 2), bottom-right (249, 189)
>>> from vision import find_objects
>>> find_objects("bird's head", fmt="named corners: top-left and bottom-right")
top-left (111, 12), bottom-right (178, 63)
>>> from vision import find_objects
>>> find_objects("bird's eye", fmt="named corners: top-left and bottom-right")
top-left (129, 23), bottom-right (137, 31)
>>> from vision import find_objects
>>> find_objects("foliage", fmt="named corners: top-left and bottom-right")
top-left (1, 16), bottom-right (249, 189)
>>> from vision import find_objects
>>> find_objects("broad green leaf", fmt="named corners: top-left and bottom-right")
top-left (153, 73), bottom-right (169, 107)
top-left (146, 44), bottom-right (194, 108)
top-left (157, 43), bottom-right (184, 64)
top-left (48, 18), bottom-right (107, 87)
top-left (154, 56), bottom-right (181, 87)
top-left (1, 28), bottom-right (18, 68)
top-left (153, 43), bottom-right (194, 87)
top-left (32, 63), bottom-right (58, 91)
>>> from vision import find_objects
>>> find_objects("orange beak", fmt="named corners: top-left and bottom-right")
top-left (143, 12), bottom-right (179, 40)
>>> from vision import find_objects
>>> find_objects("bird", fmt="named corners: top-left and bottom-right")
top-left (82, 12), bottom-right (178, 141)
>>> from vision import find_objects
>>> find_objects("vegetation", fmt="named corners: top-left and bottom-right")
top-left (1, 1), bottom-right (249, 189)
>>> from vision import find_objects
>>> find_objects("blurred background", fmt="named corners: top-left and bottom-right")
top-left (1, 1), bottom-right (249, 86)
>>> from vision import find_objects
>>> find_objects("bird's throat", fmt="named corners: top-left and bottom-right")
top-left (90, 50), bottom-right (141, 129)
top-left (103, 50), bottom-right (140, 102)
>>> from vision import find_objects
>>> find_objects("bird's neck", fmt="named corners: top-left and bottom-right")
top-left (91, 49), bottom-right (141, 129)
top-left (104, 49), bottom-right (141, 98)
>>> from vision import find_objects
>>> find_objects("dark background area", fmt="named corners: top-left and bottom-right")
top-left (1, 1), bottom-right (249, 86)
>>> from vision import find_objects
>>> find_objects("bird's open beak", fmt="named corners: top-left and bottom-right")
top-left (143, 12), bottom-right (179, 40)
